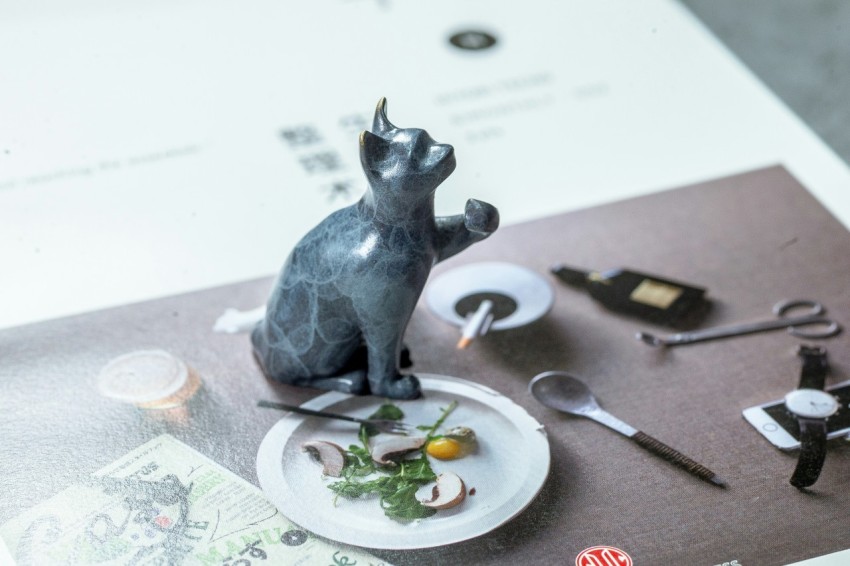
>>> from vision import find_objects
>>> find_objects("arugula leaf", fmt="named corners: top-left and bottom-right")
top-left (397, 455), bottom-right (436, 482)
top-left (343, 444), bottom-right (375, 478)
top-left (360, 402), bottom-right (406, 439)
top-left (328, 476), bottom-right (392, 499)
top-left (369, 403), bottom-right (405, 421)
top-left (381, 480), bottom-right (437, 520)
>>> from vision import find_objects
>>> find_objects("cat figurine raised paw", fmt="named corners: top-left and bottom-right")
top-left (252, 98), bottom-right (499, 399)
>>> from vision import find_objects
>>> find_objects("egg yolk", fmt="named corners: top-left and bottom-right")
top-left (426, 437), bottom-right (462, 460)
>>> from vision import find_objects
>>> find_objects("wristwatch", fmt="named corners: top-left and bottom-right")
top-left (784, 345), bottom-right (838, 488)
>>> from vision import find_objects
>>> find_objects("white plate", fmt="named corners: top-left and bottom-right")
top-left (256, 374), bottom-right (550, 550)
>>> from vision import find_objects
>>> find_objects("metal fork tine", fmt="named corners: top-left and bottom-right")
top-left (389, 422), bottom-right (413, 435)
top-left (371, 419), bottom-right (413, 435)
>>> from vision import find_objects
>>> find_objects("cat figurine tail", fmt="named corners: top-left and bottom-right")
top-left (252, 98), bottom-right (499, 399)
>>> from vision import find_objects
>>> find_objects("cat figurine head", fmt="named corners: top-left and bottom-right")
top-left (359, 98), bottom-right (456, 201)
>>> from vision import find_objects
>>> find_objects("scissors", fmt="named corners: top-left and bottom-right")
top-left (636, 299), bottom-right (842, 347)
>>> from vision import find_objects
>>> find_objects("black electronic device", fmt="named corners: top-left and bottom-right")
top-left (742, 380), bottom-right (850, 449)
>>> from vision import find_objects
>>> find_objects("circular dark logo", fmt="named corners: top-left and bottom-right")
top-left (449, 30), bottom-right (497, 51)
top-left (281, 529), bottom-right (308, 546)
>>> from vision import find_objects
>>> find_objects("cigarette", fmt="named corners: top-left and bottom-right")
top-left (457, 300), bottom-right (494, 349)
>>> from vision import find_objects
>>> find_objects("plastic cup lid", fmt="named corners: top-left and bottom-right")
top-left (95, 350), bottom-right (189, 404)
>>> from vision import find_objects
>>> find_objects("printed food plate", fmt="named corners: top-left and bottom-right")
top-left (256, 374), bottom-right (550, 549)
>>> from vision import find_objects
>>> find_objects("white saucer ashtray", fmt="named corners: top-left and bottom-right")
top-left (425, 262), bottom-right (554, 347)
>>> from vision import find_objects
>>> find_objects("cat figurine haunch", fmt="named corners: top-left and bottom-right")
top-left (251, 98), bottom-right (499, 399)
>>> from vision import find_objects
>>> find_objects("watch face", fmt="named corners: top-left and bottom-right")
top-left (785, 388), bottom-right (840, 418)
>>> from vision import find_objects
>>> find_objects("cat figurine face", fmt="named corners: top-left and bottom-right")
top-left (360, 108), bottom-right (456, 195)
top-left (252, 98), bottom-right (498, 399)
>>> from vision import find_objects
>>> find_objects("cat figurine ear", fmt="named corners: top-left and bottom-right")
top-left (359, 130), bottom-right (393, 183)
top-left (372, 97), bottom-right (396, 135)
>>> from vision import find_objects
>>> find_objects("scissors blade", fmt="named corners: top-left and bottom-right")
top-left (636, 314), bottom-right (838, 347)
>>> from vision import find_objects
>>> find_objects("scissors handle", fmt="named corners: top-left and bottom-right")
top-left (636, 300), bottom-right (841, 347)
top-left (773, 299), bottom-right (841, 339)
top-left (772, 298), bottom-right (825, 318)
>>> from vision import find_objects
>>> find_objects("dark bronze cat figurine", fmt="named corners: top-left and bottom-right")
top-left (252, 98), bottom-right (499, 398)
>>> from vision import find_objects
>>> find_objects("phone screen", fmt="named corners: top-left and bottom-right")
top-left (761, 381), bottom-right (850, 440)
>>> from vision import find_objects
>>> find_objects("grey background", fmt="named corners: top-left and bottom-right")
top-left (681, 0), bottom-right (850, 164)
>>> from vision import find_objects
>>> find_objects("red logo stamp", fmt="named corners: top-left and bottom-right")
top-left (576, 546), bottom-right (633, 566)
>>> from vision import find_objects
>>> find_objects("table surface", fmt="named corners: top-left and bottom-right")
top-left (3, 166), bottom-right (849, 565)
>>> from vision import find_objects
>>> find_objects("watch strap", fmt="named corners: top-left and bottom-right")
top-left (790, 416), bottom-right (828, 488)
top-left (797, 345), bottom-right (828, 390)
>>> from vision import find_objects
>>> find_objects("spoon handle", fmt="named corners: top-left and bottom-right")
top-left (631, 431), bottom-right (726, 487)
top-left (584, 407), bottom-right (638, 437)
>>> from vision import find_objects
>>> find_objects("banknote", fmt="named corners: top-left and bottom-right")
top-left (0, 434), bottom-right (386, 566)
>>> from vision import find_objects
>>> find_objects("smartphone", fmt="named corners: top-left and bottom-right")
top-left (742, 379), bottom-right (850, 450)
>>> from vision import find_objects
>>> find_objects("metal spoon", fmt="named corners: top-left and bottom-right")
top-left (529, 371), bottom-right (726, 487)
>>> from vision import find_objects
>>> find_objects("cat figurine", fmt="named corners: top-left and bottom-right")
top-left (251, 98), bottom-right (499, 399)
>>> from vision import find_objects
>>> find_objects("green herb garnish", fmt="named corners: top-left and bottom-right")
top-left (418, 400), bottom-right (458, 440)
top-left (326, 401), bottom-right (458, 521)
top-left (359, 402), bottom-right (404, 441)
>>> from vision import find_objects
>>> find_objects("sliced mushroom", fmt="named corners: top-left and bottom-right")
top-left (421, 472), bottom-right (466, 510)
top-left (302, 440), bottom-right (346, 477)
top-left (370, 436), bottom-right (426, 466)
